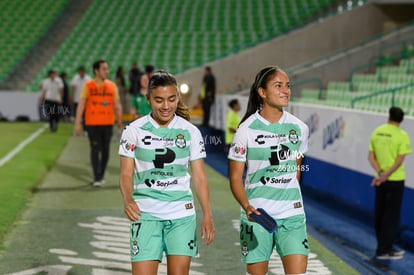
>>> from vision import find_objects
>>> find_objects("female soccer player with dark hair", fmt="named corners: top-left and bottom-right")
top-left (228, 66), bottom-right (309, 275)
top-left (119, 71), bottom-right (215, 275)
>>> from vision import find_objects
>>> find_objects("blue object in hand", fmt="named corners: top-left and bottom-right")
top-left (249, 208), bottom-right (278, 233)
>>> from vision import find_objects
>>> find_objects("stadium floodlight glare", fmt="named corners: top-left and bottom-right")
top-left (180, 83), bottom-right (190, 94)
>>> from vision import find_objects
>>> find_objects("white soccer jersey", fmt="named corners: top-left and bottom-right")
top-left (70, 73), bottom-right (91, 103)
top-left (228, 111), bottom-right (309, 219)
top-left (119, 114), bottom-right (206, 220)
top-left (42, 77), bottom-right (64, 102)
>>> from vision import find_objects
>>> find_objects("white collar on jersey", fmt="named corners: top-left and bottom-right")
top-left (255, 110), bottom-right (287, 125)
top-left (147, 113), bottom-right (178, 129)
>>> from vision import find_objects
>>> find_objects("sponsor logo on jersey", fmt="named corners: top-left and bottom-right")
top-left (141, 135), bottom-right (175, 146)
top-left (142, 136), bottom-right (151, 145)
top-left (144, 178), bottom-right (178, 188)
top-left (259, 176), bottom-right (292, 185)
top-left (254, 134), bottom-right (288, 145)
top-left (150, 170), bottom-right (174, 177)
top-left (153, 148), bottom-right (176, 168)
top-left (185, 203), bottom-right (193, 209)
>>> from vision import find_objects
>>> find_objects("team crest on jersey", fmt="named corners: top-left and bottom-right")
top-left (131, 240), bottom-right (139, 255)
top-left (288, 129), bottom-right (299, 144)
top-left (175, 134), bottom-right (186, 148)
top-left (241, 241), bottom-right (249, 256)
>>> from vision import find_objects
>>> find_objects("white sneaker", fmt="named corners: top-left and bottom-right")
top-left (93, 181), bottom-right (103, 187)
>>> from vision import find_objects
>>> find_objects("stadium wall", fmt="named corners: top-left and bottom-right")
top-left (212, 96), bottom-right (414, 248)
top-left (0, 91), bottom-right (41, 121)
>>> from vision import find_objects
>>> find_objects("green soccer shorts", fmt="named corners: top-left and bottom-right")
top-left (239, 214), bottom-right (309, 263)
top-left (130, 214), bottom-right (197, 262)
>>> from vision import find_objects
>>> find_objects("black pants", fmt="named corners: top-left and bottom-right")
top-left (44, 100), bottom-right (60, 132)
top-left (375, 180), bottom-right (404, 254)
top-left (202, 100), bottom-right (212, 127)
top-left (86, 125), bottom-right (113, 182)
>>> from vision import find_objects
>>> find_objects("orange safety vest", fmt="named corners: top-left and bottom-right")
top-left (84, 80), bottom-right (116, 126)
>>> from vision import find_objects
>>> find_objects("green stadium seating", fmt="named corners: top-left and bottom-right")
top-left (296, 57), bottom-right (414, 116)
top-left (0, 0), bottom-right (67, 82)
top-left (22, 0), bottom-right (340, 92)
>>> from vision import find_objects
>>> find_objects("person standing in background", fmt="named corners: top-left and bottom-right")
top-left (40, 69), bottom-right (63, 132)
top-left (144, 64), bottom-right (155, 79)
top-left (59, 72), bottom-right (70, 122)
top-left (74, 59), bottom-right (123, 187)
top-left (201, 66), bottom-right (216, 127)
top-left (368, 106), bottom-right (412, 260)
top-left (130, 72), bottom-right (151, 119)
top-left (225, 98), bottom-right (241, 152)
top-left (128, 62), bottom-right (141, 96)
top-left (116, 66), bottom-right (128, 116)
top-left (70, 65), bottom-right (91, 123)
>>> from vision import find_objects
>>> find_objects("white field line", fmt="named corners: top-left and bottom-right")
top-left (0, 124), bottom-right (48, 167)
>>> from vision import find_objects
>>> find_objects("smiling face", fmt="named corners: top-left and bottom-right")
top-left (258, 71), bottom-right (290, 110)
top-left (148, 85), bottom-right (178, 126)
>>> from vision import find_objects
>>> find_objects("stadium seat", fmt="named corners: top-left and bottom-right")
top-left (297, 55), bottom-right (413, 115)
top-left (0, 0), bottom-right (67, 82)
top-left (21, 0), bottom-right (340, 91)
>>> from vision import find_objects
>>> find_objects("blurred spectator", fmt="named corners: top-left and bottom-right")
top-left (128, 62), bottom-right (141, 96)
top-left (40, 69), bottom-right (63, 132)
top-left (201, 66), bottom-right (216, 127)
top-left (116, 66), bottom-right (128, 114)
top-left (225, 98), bottom-right (241, 152)
top-left (59, 72), bottom-right (71, 122)
top-left (70, 65), bottom-right (91, 122)
top-left (130, 73), bottom-right (151, 119)
top-left (144, 64), bottom-right (155, 78)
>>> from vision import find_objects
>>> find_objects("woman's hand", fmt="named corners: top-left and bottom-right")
top-left (201, 214), bottom-right (215, 246)
top-left (123, 198), bottom-right (141, 222)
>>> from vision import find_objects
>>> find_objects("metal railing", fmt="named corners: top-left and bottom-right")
top-left (351, 82), bottom-right (414, 108)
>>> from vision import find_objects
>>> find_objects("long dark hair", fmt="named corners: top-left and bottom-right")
top-left (240, 66), bottom-right (285, 123)
top-left (148, 71), bottom-right (190, 121)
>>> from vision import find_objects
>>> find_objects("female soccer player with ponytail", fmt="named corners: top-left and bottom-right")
top-left (119, 71), bottom-right (215, 275)
top-left (228, 66), bottom-right (309, 275)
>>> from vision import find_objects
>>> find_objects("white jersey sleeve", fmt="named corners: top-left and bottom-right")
top-left (119, 125), bottom-right (137, 159)
top-left (227, 121), bottom-right (248, 162)
top-left (189, 127), bottom-right (206, 161)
